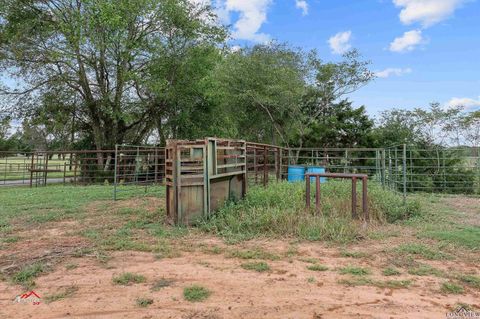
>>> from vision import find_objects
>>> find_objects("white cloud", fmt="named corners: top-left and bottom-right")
top-left (328, 31), bottom-right (352, 55)
top-left (389, 29), bottom-right (424, 52)
top-left (446, 97), bottom-right (480, 110)
top-left (393, 0), bottom-right (465, 27)
top-left (295, 0), bottom-right (309, 16)
top-left (218, 0), bottom-right (273, 43)
top-left (375, 67), bottom-right (412, 78)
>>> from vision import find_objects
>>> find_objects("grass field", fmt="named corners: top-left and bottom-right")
top-left (0, 182), bottom-right (479, 318)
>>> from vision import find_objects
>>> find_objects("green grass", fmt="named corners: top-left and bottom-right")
top-left (241, 262), bottom-right (270, 272)
top-left (112, 272), bottom-right (146, 286)
top-left (306, 264), bottom-right (329, 271)
top-left (395, 243), bottom-right (451, 260)
top-left (299, 257), bottom-right (318, 264)
top-left (338, 277), bottom-right (374, 287)
top-left (457, 274), bottom-right (480, 289)
top-left (136, 297), bottom-right (154, 307)
top-left (376, 280), bottom-right (412, 289)
top-left (338, 277), bottom-right (412, 289)
top-left (382, 267), bottom-right (401, 276)
top-left (339, 266), bottom-right (370, 276)
top-left (0, 184), bottom-right (164, 229)
top-left (423, 227), bottom-right (480, 250)
top-left (340, 250), bottom-right (368, 258)
top-left (441, 282), bottom-right (465, 294)
top-left (183, 285), bottom-right (211, 302)
top-left (228, 248), bottom-right (279, 260)
top-left (44, 286), bottom-right (78, 303)
top-left (11, 263), bottom-right (46, 288)
top-left (201, 181), bottom-right (420, 244)
top-left (408, 264), bottom-right (445, 277)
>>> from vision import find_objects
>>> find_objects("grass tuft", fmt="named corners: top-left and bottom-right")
top-left (339, 266), bottom-right (370, 276)
top-left (228, 248), bottom-right (279, 260)
top-left (44, 286), bottom-right (78, 303)
top-left (112, 272), bottom-right (146, 286)
top-left (340, 251), bottom-right (368, 258)
top-left (441, 282), bottom-right (464, 294)
top-left (457, 274), bottom-right (480, 289)
top-left (241, 262), bottom-right (270, 272)
top-left (382, 267), bottom-right (401, 276)
top-left (136, 297), bottom-right (154, 307)
top-left (12, 263), bottom-right (46, 288)
top-left (395, 243), bottom-right (451, 260)
top-left (307, 264), bottom-right (329, 272)
top-left (408, 264), bottom-right (444, 277)
top-left (183, 285), bottom-right (211, 302)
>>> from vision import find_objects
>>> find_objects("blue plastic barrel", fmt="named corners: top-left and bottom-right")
top-left (306, 166), bottom-right (326, 183)
top-left (288, 166), bottom-right (305, 182)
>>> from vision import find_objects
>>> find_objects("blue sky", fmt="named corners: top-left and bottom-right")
top-left (215, 0), bottom-right (480, 115)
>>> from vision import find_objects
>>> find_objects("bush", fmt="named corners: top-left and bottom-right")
top-left (201, 181), bottom-right (420, 243)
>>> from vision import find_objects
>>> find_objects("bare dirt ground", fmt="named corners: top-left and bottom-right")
top-left (0, 196), bottom-right (479, 319)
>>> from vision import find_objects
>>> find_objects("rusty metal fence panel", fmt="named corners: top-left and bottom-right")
top-left (113, 145), bottom-right (165, 200)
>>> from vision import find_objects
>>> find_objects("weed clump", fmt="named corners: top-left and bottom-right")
top-left (183, 285), bottom-right (211, 302)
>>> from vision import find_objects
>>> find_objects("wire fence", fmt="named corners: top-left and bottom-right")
top-left (1, 144), bottom-right (479, 197)
top-left (386, 145), bottom-right (480, 195)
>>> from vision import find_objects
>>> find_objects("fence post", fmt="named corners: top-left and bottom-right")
top-left (263, 146), bottom-right (267, 186)
top-left (305, 174), bottom-right (310, 210)
top-left (381, 149), bottom-right (386, 188)
top-left (403, 144), bottom-right (407, 204)
top-left (113, 145), bottom-right (118, 201)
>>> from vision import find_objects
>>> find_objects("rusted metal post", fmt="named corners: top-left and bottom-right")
top-left (73, 157), bottom-right (78, 185)
top-left (306, 174), bottom-right (311, 210)
top-left (44, 154), bottom-right (49, 186)
top-left (154, 147), bottom-right (159, 183)
top-left (315, 175), bottom-right (321, 214)
top-left (254, 147), bottom-right (258, 184)
top-left (276, 147), bottom-right (280, 181)
top-left (362, 176), bottom-right (368, 221)
top-left (63, 162), bottom-right (66, 185)
top-left (351, 177), bottom-right (357, 218)
top-left (29, 152), bottom-right (35, 188)
top-left (263, 146), bottom-right (267, 186)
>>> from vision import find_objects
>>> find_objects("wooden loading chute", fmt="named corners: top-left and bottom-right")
top-left (166, 138), bottom-right (247, 225)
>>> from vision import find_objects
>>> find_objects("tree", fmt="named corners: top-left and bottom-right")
top-left (0, 0), bottom-right (226, 159)
top-left (210, 43), bottom-right (307, 145)
top-left (298, 99), bottom-right (374, 148)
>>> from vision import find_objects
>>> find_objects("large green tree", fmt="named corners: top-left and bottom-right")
top-left (0, 0), bottom-right (226, 157)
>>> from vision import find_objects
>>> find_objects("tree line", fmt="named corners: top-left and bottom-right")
top-left (0, 0), bottom-right (479, 154)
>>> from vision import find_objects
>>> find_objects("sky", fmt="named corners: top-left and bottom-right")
top-left (211, 0), bottom-right (480, 114)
